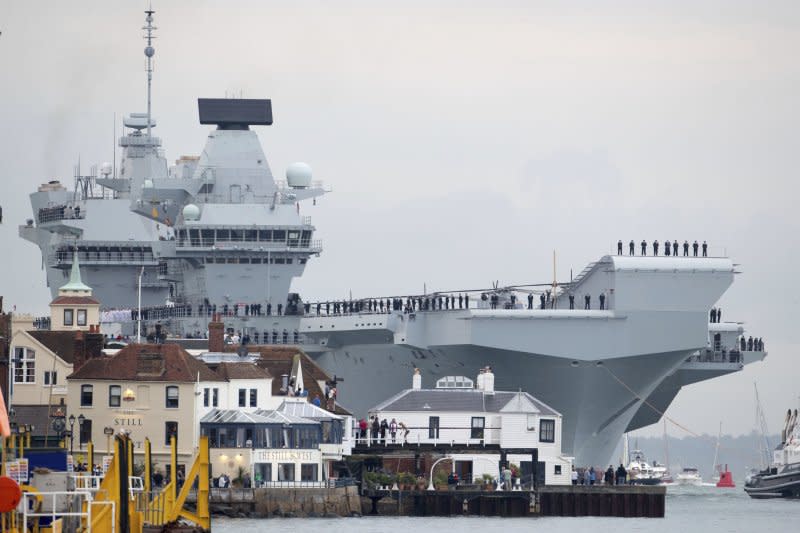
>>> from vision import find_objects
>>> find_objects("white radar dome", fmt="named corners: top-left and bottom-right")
top-left (286, 162), bottom-right (312, 188)
top-left (182, 204), bottom-right (201, 221)
top-left (100, 162), bottom-right (113, 176)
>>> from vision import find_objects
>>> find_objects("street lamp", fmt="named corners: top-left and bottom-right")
top-left (78, 414), bottom-right (86, 450)
top-left (68, 414), bottom-right (76, 454)
top-left (104, 427), bottom-right (115, 459)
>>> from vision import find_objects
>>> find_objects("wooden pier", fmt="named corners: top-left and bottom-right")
top-left (368, 485), bottom-right (665, 518)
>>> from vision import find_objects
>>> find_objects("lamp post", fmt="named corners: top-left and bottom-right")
top-left (78, 414), bottom-right (86, 451)
top-left (104, 427), bottom-right (114, 460)
top-left (68, 414), bottom-right (76, 454)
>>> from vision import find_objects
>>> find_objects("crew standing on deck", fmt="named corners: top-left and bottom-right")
top-left (584, 294), bottom-right (591, 310)
top-left (693, 240), bottom-right (699, 256)
top-left (702, 241), bottom-right (708, 257)
top-left (653, 240), bottom-right (659, 256)
top-left (683, 240), bottom-right (689, 256)
top-left (618, 240), bottom-right (623, 255)
top-left (672, 240), bottom-right (678, 256)
top-left (641, 240), bottom-right (647, 255)
top-left (528, 293), bottom-right (534, 310)
top-left (629, 240), bottom-right (635, 255)
top-left (599, 292), bottom-right (606, 310)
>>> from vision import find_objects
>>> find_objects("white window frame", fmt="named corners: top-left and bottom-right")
top-left (13, 347), bottom-right (36, 384)
top-left (77, 309), bottom-right (87, 327)
top-left (165, 385), bottom-right (179, 408)
top-left (44, 370), bottom-right (58, 386)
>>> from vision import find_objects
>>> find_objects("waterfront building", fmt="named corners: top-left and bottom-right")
top-left (7, 255), bottom-right (104, 446)
top-left (368, 368), bottom-right (572, 486)
top-left (201, 398), bottom-right (351, 485)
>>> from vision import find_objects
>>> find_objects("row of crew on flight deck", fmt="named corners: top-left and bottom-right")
top-left (618, 239), bottom-right (709, 257)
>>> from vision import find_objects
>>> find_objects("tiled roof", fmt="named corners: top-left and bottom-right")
top-left (370, 389), bottom-right (559, 416)
top-left (50, 295), bottom-right (100, 305)
top-left (68, 343), bottom-right (222, 382)
top-left (10, 404), bottom-right (61, 437)
top-left (214, 362), bottom-right (272, 381)
top-left (224, 346), bottom-right (352, 416)
top-left (28, 330), bottom-right (78, 364)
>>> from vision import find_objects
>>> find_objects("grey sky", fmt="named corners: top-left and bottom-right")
top-left (1, 1), bottom-right (798, 439)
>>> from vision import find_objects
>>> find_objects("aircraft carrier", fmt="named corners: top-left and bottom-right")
top-left (18, 10), bottom-right (767, 466)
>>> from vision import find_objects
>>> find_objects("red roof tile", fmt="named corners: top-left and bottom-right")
top-left (68, 343), bottom-right (222, 382)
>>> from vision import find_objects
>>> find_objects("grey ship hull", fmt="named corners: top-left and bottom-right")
top-left (309, 343), bottom-right (691, 467)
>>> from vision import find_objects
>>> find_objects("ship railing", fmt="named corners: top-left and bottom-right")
top-left (37, 204), bottom-right (87, 224)
top-left (352, 426), bottom-right (502, 448)
top-left (685, 349), bottom-right (742, 364)
top-left (176, 239), bottom-right (322, 251)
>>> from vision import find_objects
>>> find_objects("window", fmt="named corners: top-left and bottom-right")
top-left (301, 464), bottom-right (318, 482)
top-left (212, 388), bottom-right (219, 407)
top-left (79, 418), bottom-right (92, 444)
top-left (554, 465), bottom-right (562, 475)
top-left (540, 419), bottom-right (555, 443)
top-left (238, 389), bottom-right (246, 407)
top-left (44, 371), bottom-right (57, 386)
top-left (203, 388), bottom-right (209, 407)
top-left (165, 421), bottom-right (178, 446)
top-left (108, 385), bottom-right (121, 407)
top-left (249, 388), bottom-right (257, 407)
top-left (165, 386), bottom-right (179, 408)
top-left (527, 414), bottom-right (537, 431)
top-left (278, 463), bottom-right (295, 481)
top-left (81, 384), bottom-right (93, 406)
top-left (77, 309), bottom-right (87, 326)
top-left (63, 309), bottom-right (74, 326)
top-left (470, 417), bottom-right (485, 439)
top-left (428, 416), bottom-right (440, 439)
top-left (13, 347), bottom-right (35, 383)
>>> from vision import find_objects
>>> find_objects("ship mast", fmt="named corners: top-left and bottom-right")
top-left (143, 7), bottom-right (156, 138)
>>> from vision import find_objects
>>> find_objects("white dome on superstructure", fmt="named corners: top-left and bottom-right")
top-left (182, 203), bottom-right (201, 221)
top-left (286, 162), bottom-right (312, 188)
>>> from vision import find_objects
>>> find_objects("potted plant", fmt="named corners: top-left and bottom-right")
top-left (481, 473), bottom-right (495, 491)
top-left (378, 473), bottom-right (395, 490)
top-left (398, 472), bottom-right (415, 490)
top-left (363, 471), bottom-right (380, 490)
top-left (434, 472), bottom-right (449, 491)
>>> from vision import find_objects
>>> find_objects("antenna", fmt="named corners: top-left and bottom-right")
top-left (143, 6), bottom-right (157, 138)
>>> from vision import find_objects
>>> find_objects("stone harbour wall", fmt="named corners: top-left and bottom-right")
top-left (209, 486), bottom-right (362, 518)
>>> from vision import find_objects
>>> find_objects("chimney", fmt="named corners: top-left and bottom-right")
top-left (412, 368), bottom-right (422, 390)
top-left (208, 313), bottom-right (224, 353)
top-left (483, 366), bottom-right (495, 394)
top-left (73, 329), bottom-right (86, 370)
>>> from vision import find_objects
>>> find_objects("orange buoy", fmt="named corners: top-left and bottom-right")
top-left (716, 464), bottom-right (736, 488)
top-left (0, 476), bottom-right (22, 512)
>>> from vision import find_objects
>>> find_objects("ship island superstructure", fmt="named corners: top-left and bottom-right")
top-left (16, 10), bottom-right (767, 467)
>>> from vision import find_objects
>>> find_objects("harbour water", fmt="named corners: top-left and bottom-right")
top-left (213, 485), bottom-right (799, 532)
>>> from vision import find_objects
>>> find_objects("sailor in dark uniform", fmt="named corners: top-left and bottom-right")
top-left (653, 240), bottom-right (659, 255)
top-left (672, 240), bottom-right (678, 256)
top-left (665, 240), bottom-right (671, 256)
top-left (528, 293), bottom-right (534, 310)
top-left (683, 240), bottom-right (689, 256)
top-left (702, 241), bottom-right (708, 257)
top-left (618, 240), bottom-right (623, 255)
top-left (693, 240), bottom-right (699, 256)
top-left (629, 240), bottom-right (635, 255)
top-left (641, 240), bottom-right (647, 255)
top-left (584, 294), bottom-right (591, 310)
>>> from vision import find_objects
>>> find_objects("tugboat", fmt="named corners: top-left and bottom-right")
top-left (744, 407), bottom-right (800, 499)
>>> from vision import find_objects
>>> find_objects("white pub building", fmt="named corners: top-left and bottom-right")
top-left (369, 367), bottom-right (572, 486)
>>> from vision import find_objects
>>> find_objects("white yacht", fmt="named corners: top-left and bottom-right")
top-left (676, 467), bottom-right (703, 486)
